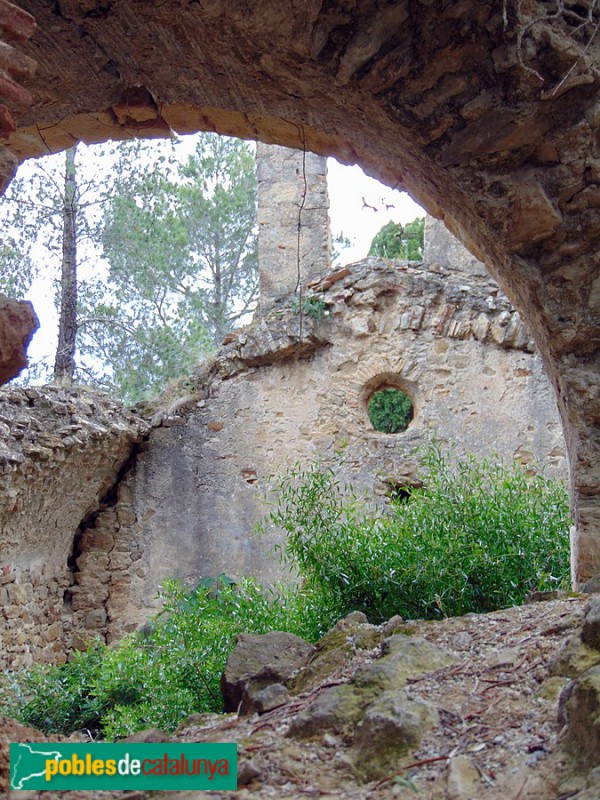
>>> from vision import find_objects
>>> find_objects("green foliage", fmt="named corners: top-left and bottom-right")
top-left (0, 642), bottom-right (107, 735)
top-left (368, 388), bottom-right (413, 433)
top-left (0, 236), bottom-right (37, 300)
top-left (0, 577), bottom-right (337, 740)
top-left (81, 134), bottom-right (258, 403)
top-left (368, 217), bottom-right (424, 261)
top-left (291, 293), bottom-right (327, 322)
top-left (0, 153), bottom-right (76, 303)
top-left (1, 135), bottom-right (258, 402)
top-left (264, 445), bottom-right (571, 622)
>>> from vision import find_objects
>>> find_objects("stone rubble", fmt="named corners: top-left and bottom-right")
top-left (4, 596), bottom-right (600, 798)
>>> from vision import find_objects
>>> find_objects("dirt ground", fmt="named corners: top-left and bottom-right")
top-left (3, 595), bottom-right (598, 800)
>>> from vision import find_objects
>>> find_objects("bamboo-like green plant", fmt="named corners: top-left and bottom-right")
top-left (264, 444), bottom-right (570, 621)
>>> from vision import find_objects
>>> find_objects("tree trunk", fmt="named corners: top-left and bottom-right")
top-left (213, 255), bottom-right (225, 342)
top-left (53, 146), bottom-right (78, 384)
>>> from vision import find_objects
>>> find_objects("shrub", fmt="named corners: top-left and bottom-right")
top-left (368, 387), bottom-right (413, 433)
top-left (264, 445), bottom-right (571, 621)
top-left (291, 293), bottom-right (327, 322)
top-left (0, 642), bottom-right (106, 736)
top-left (0, 577), bottom-right (339, 739)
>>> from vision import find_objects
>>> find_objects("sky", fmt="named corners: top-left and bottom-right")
top-left (16, 137), bottom-right (424, 369)
top-left (327, 158), bottom-right (423, 264)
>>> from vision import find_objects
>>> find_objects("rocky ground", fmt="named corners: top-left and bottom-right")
top-left (3, 594), bottom-right (600, 800)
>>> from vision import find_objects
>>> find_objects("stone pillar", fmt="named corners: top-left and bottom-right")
top-left (257, 142), bottom-right (330, 310)
top-left (424, 215), bottom-right (489, 277)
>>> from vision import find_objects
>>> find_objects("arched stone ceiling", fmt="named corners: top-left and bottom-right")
top-left (1, 0), bottom-right (600, 584)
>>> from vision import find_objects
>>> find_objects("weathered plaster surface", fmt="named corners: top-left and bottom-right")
top-left (107, 257), bottom-right (566, 641)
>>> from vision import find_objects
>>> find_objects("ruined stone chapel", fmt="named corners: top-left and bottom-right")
top-left (0, 137), bottom-right (567, 669)
top-left (0, 1), bottom-right (599, 664)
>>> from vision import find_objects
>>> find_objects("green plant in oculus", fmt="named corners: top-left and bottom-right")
top-left (368, 388), bottom-right (414, 433)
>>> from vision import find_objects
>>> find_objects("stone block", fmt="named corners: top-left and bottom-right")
top-left (353, 691), bottom-right (437, 779)
top-left (221, 631), bottom-right (314, 712)
top-left (506, 183), bottom-right (562, 251)
top-left (81, 530), bottom-right (114, 551)
top-left (582, 598), bottom-right (600, 650)
top-left (83, 608), bottom-right (107, 629)
top-left (287, 683), bottom-right (365, 739)
top-left (240, 682), bottom-right (290, 716)
top-left (561, 665), bottom-right (600, 767)
top-left (446, 755), bottom-right (482, 799)
top-left (7, 582), bottom-right (28, 604)
top-left (117, 506), bottom-right (136, 526)
top-left (43, 622), bottom-right (62, 642)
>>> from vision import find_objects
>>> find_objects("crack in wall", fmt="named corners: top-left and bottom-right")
top-left (69, 436), bottom-right (149, 650)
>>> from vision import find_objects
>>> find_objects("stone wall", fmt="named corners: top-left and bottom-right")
top-left (0, 254), bottom-right (567, 666)
top-left (2, 0), bottom-right (600, 584)
top-left (0, 386), bottom-right (148, 668)
top-left (257, 142), bottom-right (330, 309)
top-left (104, 257), bottom-right (566, 634)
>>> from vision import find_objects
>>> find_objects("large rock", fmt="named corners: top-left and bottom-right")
top-left (0, 295), bottom-right (38, 384)
top-left (549, 635), bottom-right (600, 679)
top-left (220, 631), bottom-right (314, 712)
top-left (352, 691), bottom-right (437, 780)
top-left (287, 683), bottom-right (367, 739)
top-left (582, 598), bottom-right (600, 651)
top-left (0, 714), bottom-right (49, 796)
top-left (352, 634), bottom-right (458, 691)
top-left (560, 665), bottom-right (600, 768)
top-left (288, 630), bottom-right (455, 778)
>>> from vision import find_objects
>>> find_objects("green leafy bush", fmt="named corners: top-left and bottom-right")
top-left (0, 642), bottom-right (106, 735)
top-left (0, 577), bottom-right (338, 740)
top-left (368, 388), bottom-right (413, 433)
top-left (265, 445), bottom-right (571, 622)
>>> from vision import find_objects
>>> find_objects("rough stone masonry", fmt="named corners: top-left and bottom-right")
top-left (0, 222), bottom-right (566, 668)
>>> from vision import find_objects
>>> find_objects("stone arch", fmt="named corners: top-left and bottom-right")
top-left (347, 359), bottom-right (422, 430)
top-left (1, 0), bottom-right (599, 585)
